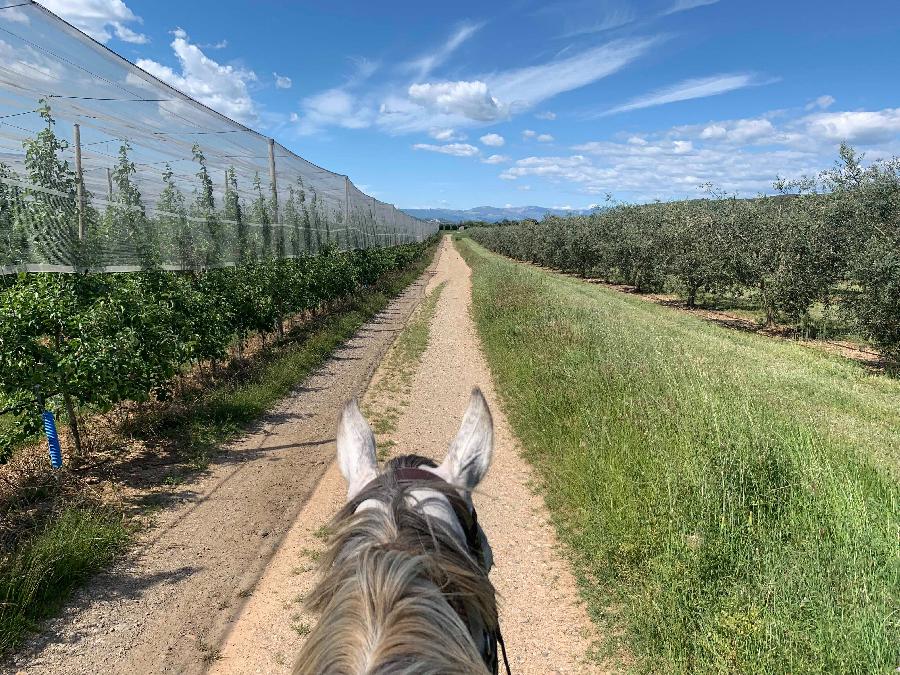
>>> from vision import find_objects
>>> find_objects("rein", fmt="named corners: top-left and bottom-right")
top-left (369, 466), bottom-right (513, 675)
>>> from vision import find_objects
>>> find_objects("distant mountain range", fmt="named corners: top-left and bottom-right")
top-left (401, 205), bottom-right (596, 223)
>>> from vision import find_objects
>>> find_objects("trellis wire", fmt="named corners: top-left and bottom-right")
top-left (0, 1), bottom-right (435, 273)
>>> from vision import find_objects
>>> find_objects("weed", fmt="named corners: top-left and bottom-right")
top-left (0, 507), bottom-right (128, 653)
top-left (291, 618), bottom-right (311, 637)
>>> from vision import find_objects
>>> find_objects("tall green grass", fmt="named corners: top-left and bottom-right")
top-left (0, 507), bottom-right (129, 653)
top-left (457, 238), bottom-right (899, 673)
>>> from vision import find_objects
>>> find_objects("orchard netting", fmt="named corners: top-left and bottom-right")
top-left (0, 1), bottom-right (435, 273)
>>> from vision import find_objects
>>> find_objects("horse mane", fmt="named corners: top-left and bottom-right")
top-left (293, 456), bottom-right (497, 675)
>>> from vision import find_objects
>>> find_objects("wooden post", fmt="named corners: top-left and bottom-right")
top-left (73, 123), bottom-right (85, 240)
top-left (106, 166), bottom-right (113, 202)
top-left (371, 196), bottom-right (377, 248)
top-left (344, 175), bottom-right (350, 229)
top-left (268, 138), bottom-right (279, 255)
top-left (390, 204), bottom-right (397, 246)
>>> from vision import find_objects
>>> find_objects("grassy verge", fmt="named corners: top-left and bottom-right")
top-left (0, 506), bottom-right (129, 653)
top-left (0, 243), bottom-right (437, 655)
top-left (456, 237), bottom-right (898, 673)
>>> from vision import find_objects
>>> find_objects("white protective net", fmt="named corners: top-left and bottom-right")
top-left (0, 1), bottom-right (435, 273)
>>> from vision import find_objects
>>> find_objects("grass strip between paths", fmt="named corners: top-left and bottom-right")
top-left (456, 237), bottom-right (898, 674)
top-left (364, 281), bottom-right (447, 450)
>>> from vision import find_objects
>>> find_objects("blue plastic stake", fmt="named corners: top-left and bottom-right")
top-left (42, 410), bottom-right (63, 469)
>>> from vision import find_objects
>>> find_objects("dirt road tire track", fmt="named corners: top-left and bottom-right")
top-left (3, 261), bottom-right (437, 675)
top-left (213, 238), bottom-right (600, 674)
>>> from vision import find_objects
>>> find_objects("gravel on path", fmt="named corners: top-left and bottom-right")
top-left (212, 237), bottom-right (601, 674)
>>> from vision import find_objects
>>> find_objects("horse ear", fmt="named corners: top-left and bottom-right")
top-left (336, 399), bottom-right (378, 500)
top-left (439, 388), bottom-right (493, 492)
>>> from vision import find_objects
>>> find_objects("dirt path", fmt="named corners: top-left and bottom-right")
top-left (3, 265), bottom-right (436, 675)
top-left (212, 238), bottom-right (599, 674)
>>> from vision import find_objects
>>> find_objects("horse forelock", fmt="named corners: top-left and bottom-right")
top-left (294, 461), bottom-right (497, 675)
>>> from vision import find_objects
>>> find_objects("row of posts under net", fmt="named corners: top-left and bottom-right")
top-left (0, 121), bottom-right (432, 273)
top-left (0, 2), bottom-right (435, 273)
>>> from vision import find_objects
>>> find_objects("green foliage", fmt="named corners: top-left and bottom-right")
top-left (224, 166), bottom-right (246, 263)
top-left (458, 238), bottom-right (899, 674)
top-left (0, 242), bottom-right (435, 657)
top-left (0, 241), bottom-right (432, 462)
top-left (0, 163), bottom-right (26, 267)
top-left (468, 147), bottom-right (900, 355)
top-left (0, 99), bottom-right (427, 274)
top-left (106, 142), bottom-right (158, 268)
top-left (251, 172), bottom-right (271, 256)
top-left (18, 101), bottom-right (85, 267)
top-left (191, 143), bottom-right (222, 266)
top-left (157, 163), bottom-right (192, 269)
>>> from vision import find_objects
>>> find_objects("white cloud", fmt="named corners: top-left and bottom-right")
top-left (412, 142), bottom-right (481, 157)
top-left (805, 95), bottom-right (835, 111)
top-left (289, 58), bottom-right (384, 134)
top-left (560, 8), bottom-right (636, 37)
top-left (305, 35), bottom-right (660, 135)
top-left (274, 72), bottom-right (292, 89)
top-left (3, 5), bottom-right (29, 23)
top-left (37, 0), bottom-right (149, 44)
top-left (661, 0), bottom-right (720, 16)
top-left (200, 39), bottom-right (228, 50)
top-left (299, 88), bottom-right (373, 132)
top-left (501, 154), bottom-right (595, 181)
top-left (347, 57), bottom-right (380, 85)
top-left (430, 128), bottom-right (466, 141)
top-left (490, 36), bottom-right (661, 113)
top-left (601, 73), bottom-right (770, 115)
top-left (537, 133), bottom-right (554, 142)
top-left (0, 38), bottom-right (64, 84)
top-left (522, 129), bottom-right (537, 138)
top-left (803, 109), bottom-right (900, 144)
top-left (499, 145), bottom-right (775, 198)
top-left (480, 133), bottom-right (505, 147)
top-left (497, 104), bottom-right (900, 201)
top-left (289, 112), bottom-right (299, 123)
top-left (699, 124), bottom-right (726, 140)
top-left (136, 29), bottom-right (258, 124)
top-left (698, 118), bottom-right (776, 144)
top-left (404, 22), bottom-right (483, 80)
top-left (408, 80), bottom-right (503, 122)
top-left (535, 111), bottom-right (557, 120)
top-left (482, 154), bottom-right (511, 164)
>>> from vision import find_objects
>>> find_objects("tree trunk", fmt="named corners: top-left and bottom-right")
top-left (62, 388), bottom-right (84, 457)
top-left (687, 284), bottom-right (699, 308)
top-left (54, 329), bottom-right (84, 457)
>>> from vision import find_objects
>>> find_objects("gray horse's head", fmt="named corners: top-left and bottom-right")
top-left (336, 388), bottom-right (494, 568)
top-left (294, 389), bottom-right (498, 675)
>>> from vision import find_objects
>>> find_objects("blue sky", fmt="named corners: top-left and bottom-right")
top-left (32, 0), bottom-right (900, 209)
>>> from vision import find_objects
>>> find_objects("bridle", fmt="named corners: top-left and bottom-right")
top-left (361, 466), bottom-right (512, 675)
